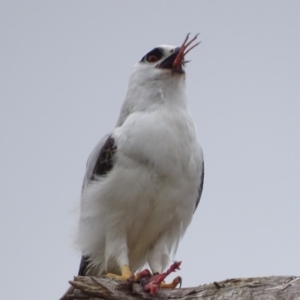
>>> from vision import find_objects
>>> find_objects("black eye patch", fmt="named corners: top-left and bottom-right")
top-left (140, 48), bottom-right (163, 63)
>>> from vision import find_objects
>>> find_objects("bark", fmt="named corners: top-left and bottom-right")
top-left (66, 275), bottom-right (300, 300)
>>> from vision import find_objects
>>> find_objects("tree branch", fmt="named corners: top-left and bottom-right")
top-left (66, 275), bottom-right (300, 299)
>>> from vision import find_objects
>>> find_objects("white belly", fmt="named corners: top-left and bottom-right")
top-left (79, 157), bottom-right (199, 274)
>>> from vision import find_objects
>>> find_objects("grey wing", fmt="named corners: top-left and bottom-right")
top-left (195, 160), bottom-right (204, 211)
top-left (78, 133), bottom-right (117, 276)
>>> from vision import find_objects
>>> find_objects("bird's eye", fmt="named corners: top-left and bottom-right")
top-left (143, 48), bottom-right (163, 64)
top-left (147, 55), bottom-right (159, 63)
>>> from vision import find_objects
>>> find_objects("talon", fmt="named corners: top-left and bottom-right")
top-left (160, 276), bottom-right (182, 289)
top-left (106, 264), bottom-right (136, 281)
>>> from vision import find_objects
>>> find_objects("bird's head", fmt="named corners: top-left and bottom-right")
top-left (117, 34), bottom-right (199, 126)
top-left (131, 34), bottom-right (200, 83)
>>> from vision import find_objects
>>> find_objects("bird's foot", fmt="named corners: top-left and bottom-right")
top-left (160, 276), bottom-right (182, 289)
top-left (106, 262), bottom-right (182, 294)
top-left (137, 261), bottom-right (182, 295)
top-left (106, 264), bottom-right (136, 281)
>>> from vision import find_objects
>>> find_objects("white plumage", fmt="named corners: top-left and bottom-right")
top-left (77, 43), bottom-right (204, 277)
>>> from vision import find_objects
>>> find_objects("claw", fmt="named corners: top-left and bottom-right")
top-left (161, 276), bottom-right (182, 289)
top-left (108, 262), bottom-right (182, 295)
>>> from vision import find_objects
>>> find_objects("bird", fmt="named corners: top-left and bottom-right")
top-left (61, 34), bottom-right (204, 299)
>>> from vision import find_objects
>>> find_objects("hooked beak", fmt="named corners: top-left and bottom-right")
top-left (157, 33), bottom-right (200, 74)
top-left (157, 48), bottom-right (183, 73)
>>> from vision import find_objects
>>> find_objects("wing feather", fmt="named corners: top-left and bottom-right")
top-left (78, 134), bottom-right (117, 275)
top-left (195, 161), bottom-right (204, 211)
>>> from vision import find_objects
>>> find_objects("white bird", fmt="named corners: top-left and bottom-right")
top-left (62, 34), bottom-right (204, 298)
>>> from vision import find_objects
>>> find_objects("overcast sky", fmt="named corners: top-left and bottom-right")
top-left (1, 1), bottom-right (300, 299)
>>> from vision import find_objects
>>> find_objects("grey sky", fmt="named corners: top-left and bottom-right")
top-left (1, 1), bottom-right (300, 299)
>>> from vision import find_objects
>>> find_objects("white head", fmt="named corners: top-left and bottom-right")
top-left (117, 34), bottom-right (199, 126)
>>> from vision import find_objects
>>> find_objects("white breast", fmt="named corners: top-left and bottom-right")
top-left (114, 106), bottom-right (202, 177)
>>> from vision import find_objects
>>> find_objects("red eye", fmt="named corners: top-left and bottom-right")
top-left (146, 55), bottom-right (159, 63)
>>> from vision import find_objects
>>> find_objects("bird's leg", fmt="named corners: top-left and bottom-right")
top-left (105, 227), bottom-right (136, 281)
top-left (106, 264), bottom-right (135, 281)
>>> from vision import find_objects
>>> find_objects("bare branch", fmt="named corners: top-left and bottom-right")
top-left (62, 275), bottom-right (300, 300)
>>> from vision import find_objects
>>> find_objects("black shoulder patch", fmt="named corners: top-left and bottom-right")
top-left (90, 136), bottom-right (117, 181)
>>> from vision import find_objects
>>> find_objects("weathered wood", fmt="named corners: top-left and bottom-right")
top-left (67, 275), bottom-right (300, 299)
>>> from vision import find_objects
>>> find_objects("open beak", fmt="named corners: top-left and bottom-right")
top-left (158, 47), bottom-right (182, 72)
top-left (157, 33), bottom-right (200, 74)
